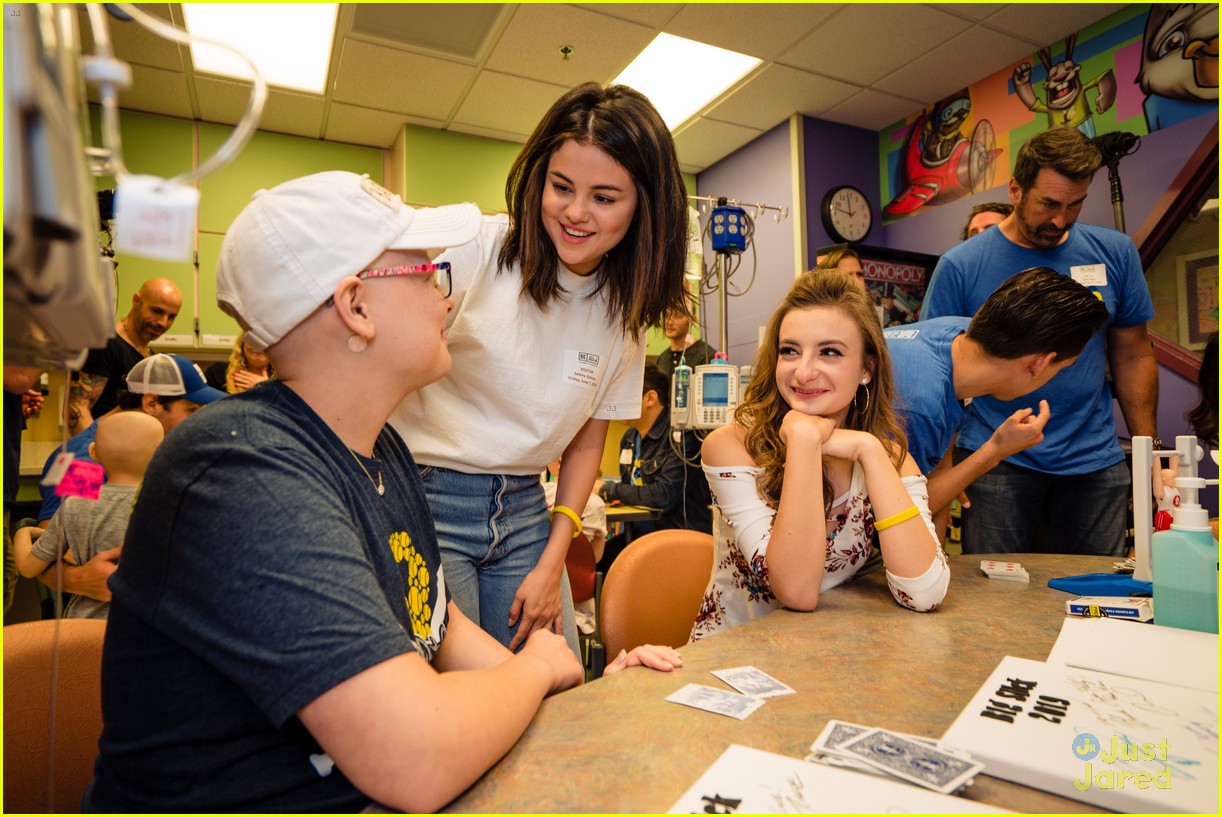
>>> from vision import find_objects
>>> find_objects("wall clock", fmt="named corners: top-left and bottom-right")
top-left (821, 185), bottom-right (872, 242)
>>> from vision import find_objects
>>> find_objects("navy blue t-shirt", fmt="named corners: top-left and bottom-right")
top-left (88, 382), bottom-right (449, 811)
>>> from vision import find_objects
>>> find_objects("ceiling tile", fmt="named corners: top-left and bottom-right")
top-left (78, 4), bottom-right (185, 71)
top-left (484, 4), bottom-right (654, 84)
top-left (332, 38), bottom-right (476, 118)
top-left (108, 64), bottom-right (195, 120)
top-left (326, 103), bottom-right (430, 149)
top-left (348, 3), bottom-right (508, 62)
top-left (451, 72), bottom-right (570, 137)
top-left (820, 88), bottom-right (925, 131)
top-left (931, 3), bottom-right (1011, 22)
top-left (664, 2), bottom-right (840, 60)
top-left (873, 26), bottom-right (1038, 103)
top-left (708, 64), bottom-right (859, 129)
top-left (983, 4), bottom-right (1131, 45)
top-left (780, 4), bottom-right (972, 85)
top-left (673, 117), bottom-right (765, 171)
top-left (446, 122), bottom-right (532, 145)
top-left (195, 77), bottom-right (326, 140)
top-left (574, 3), bottom-right (679, 28)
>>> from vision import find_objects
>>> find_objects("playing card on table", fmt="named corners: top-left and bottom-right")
top-left (665, 683), bottom-right (765, 720)
top-left (837, 728), bottom-right (984, 795)
top-left (980, 560), bottom-right (1029, 582)
top-left (711, 665), bottom-right (795, 698)
top-left (811, 720), bottom-right (940, 764)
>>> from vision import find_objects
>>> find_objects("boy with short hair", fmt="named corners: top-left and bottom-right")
top-left (14, 412), bottom-right (164, 618)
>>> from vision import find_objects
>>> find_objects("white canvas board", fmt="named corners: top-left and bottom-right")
top-left (668, 743), bottom-right (1010, 813)
top-left (942, 656), bottom-right (1218, 813)
top-left (1060, 617), bottom-right (1218, 693)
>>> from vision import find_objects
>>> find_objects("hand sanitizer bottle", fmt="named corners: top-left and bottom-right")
top-left (1152, 476), bottom-right (1219, 633)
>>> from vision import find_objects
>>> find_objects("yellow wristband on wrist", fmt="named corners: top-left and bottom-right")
top-left (550, 504), bottom-right (583, 538)
top-left (873, 504), bottom-right (920, 531)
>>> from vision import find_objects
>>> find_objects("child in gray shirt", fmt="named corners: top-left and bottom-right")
top-left (14, 412), bottom-right (164, 618)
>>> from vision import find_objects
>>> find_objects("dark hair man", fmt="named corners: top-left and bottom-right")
top-left (960, 202), bottom-right (1014, 241)
top-left (598, 364), bottom-right (711, 570)
top-left (887, 267), bottom-right (1108, 516)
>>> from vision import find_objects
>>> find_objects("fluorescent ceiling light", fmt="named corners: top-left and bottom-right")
top-left (183, 3), bottom-right (339, 94)
top-left (613, 33), bottom-right (761, 130)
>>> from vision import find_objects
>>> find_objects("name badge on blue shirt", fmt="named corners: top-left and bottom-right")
top-left (1070, 264), bottom-right (1107, 286)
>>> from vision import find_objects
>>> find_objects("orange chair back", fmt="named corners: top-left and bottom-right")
top-left (600, 529), bottom-right (714, 659)
top-left (565, 532), bottom-right (597, 604)
top-left (3, 618), bottom-right (106, 813)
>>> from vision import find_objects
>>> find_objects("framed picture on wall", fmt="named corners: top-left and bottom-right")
top-left (1176, 249), bottom-right (1219, 351)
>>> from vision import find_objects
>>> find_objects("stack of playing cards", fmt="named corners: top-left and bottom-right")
top-left (979, 559), bottom-right (1029, 582)
top-left (665, 666), bottom-right (795, 720)
top-left (808, 720), bottom-right (984, 795)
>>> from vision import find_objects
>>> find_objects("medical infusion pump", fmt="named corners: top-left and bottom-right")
top-left (672, 363), bottom-right (747, 429)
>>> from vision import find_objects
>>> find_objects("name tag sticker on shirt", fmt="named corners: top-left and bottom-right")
top-left (619, 448), bottom-right (633, 465)
top-left (562, 349), bottom-right (604, 391)
top-left (1070, 264), bottom-right (1107, 286)
top-left (40, 452), bottom-right (75, 487)
top-left (53, 459), bottom-right (105, 500)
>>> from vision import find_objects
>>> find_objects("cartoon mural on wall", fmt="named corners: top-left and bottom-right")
top-left (1137, 3), bottom-right (1219, 132)
top-left (880, 4), bottom-right (1218, 224)
top-left (882, 92), bottom-right (1001, 216)
top-left (1012, 34), bottom-right (1117, 137)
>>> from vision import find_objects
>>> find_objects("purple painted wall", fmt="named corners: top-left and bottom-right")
top-left (803, 117), bottom-right (879, 263)
top-left (695, 121), bottom-right (795, 367)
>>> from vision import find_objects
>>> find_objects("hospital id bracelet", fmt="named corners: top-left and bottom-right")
top-left (874, 505), bottom-right (920, 531)
top-left (550, 505), bottom-right (583, 538)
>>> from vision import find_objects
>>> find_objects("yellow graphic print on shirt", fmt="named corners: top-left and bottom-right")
top-left (389, 531), bottom-right (433, 641)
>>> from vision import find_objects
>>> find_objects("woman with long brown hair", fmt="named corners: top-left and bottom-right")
top-left (691, 271), bottom-right (949, 640)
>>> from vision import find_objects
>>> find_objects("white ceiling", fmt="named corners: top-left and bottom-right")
top-left (83, 3), bottom-right (1130, 175)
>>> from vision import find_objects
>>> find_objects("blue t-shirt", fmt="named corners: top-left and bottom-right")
top-left (37, 420), bottom-right (98, 522)
top-left (922, 223), bottom-right (1154, 475)
top-left (88, 382), bottom-right (450, 812)
top-left (885, 317), bottom-right (969, 475)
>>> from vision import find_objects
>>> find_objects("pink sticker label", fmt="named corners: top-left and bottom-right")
top-left (53, 459), bottom-right (105, 500)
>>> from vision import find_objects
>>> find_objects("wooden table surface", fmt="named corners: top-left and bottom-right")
top-left (443, 553), bottom-right (1117, 814)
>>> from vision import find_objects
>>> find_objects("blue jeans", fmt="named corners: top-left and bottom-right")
top-left (954, 450), bottom-right (1130, 556)
top-left (420, 466), bottom-right (578, 657)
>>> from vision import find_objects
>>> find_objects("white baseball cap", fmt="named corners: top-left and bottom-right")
top-left (217, 171), bottom-right (481, 351)
top-left (126, 354), bottom-right (227, 405)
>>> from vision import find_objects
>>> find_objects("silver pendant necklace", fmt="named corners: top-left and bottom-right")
top-left (348, 448), bottom-right (385, 496)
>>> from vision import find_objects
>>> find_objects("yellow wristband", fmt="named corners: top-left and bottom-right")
top-left (550, 505), bottom-right (583, 539)
top-left (873, 504), bottom-right (920, 532)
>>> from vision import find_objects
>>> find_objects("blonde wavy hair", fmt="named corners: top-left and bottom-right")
top-left (225, 333), bottom-right (274, 394)
top-left (735, 271), bottom-right (907, 513)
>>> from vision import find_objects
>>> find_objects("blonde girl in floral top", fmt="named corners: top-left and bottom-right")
top-left (691, 272), bottom-right (949, 640)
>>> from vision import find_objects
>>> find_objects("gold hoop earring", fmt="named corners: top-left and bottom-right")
top-left (857, 384), bottom-right (871, 415)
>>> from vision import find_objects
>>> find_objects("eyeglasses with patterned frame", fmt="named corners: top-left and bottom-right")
top-left (325, 262), bottom-right (451, 306)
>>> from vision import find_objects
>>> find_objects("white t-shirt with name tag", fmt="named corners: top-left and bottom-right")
top-left (391, 214), bottom-right (645, 476)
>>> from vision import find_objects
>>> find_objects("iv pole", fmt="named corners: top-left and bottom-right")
top-left (688, 194), bottom-right (788, 357)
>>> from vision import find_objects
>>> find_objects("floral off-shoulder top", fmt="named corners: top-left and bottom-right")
top-left (690, 461), bottom-right (950, 641)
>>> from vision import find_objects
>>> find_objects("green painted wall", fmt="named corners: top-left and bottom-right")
top-left (398, 125), bottom-right (521, 212)
top-left (197, 124), bottom-right (383, 234)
